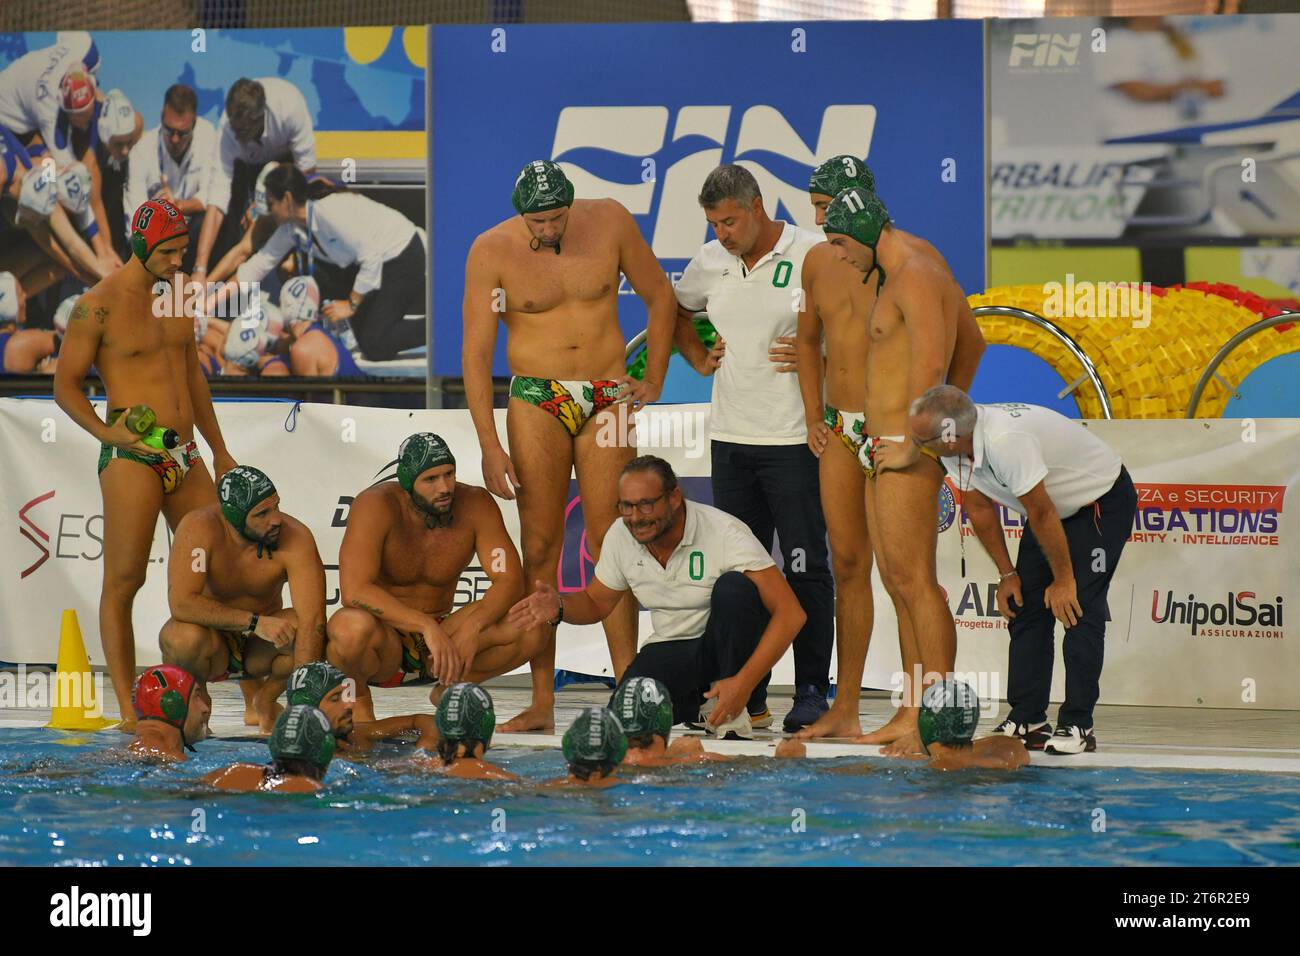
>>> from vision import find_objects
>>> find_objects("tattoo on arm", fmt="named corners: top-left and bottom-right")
top-left (69, 303), bottom-right (89, 324)
top-left (93, 307), bottom-right (109, 325)
top-left (350, 600), bottom-right (384, 617)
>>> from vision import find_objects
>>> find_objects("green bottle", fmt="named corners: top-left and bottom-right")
top-left (124, 404), bottom-right (157, 435)
top-left (626, 315), bottom-right (719, 381)
top-left (141, 424), bottom-right (180, 451)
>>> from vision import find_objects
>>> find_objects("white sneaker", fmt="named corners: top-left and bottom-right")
top-left (690, 686), bottom-right (754, 740)
top-left (1044, 724), bottom-right (1097, 755)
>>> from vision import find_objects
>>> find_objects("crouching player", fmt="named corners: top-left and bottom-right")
top-left (160, 465), bottom-right (325, 732)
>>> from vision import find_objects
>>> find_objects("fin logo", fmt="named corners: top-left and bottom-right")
top-left (550, 105), bottom-right (876, 259)
top-left (1009, 33), bottom-right (1081, 71)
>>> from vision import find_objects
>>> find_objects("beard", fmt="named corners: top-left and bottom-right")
top-left (411, 491), bottom-right (453, 529)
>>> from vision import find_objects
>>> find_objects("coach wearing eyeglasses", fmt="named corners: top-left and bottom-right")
top-left (124, 84), bottom-right (217, 274)
top-left (508, 455), bottom-right (805, 740)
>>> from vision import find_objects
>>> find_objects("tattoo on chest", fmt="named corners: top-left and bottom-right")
top-left (93, 307), bottom-right (109, 325)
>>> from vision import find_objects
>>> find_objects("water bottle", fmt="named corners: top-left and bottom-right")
top-left (124, 404), bottom-right (157, 435)
top-left (141, 424), bottom-right (180, 450)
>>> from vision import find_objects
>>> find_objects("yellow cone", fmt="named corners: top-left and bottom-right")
top-left (45, 609), bottom-right (117, 731)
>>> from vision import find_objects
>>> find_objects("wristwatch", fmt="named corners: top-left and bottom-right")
top-left (245, 612), bottom-right (259, 635)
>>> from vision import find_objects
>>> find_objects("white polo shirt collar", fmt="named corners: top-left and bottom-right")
top-left (637, 500), bottom-right (700, 567)
top-left (732, 221), bottom-right (798, 276)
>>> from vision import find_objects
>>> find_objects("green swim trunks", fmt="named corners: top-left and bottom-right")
top-left (97, 407), bottom-right (201, 495)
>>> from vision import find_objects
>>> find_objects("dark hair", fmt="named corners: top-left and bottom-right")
top-left (306, 175), bottom-right (344, 200)
top-left (625, 733), bottom-right (657, 750)
top-left (698, 164), bottom-right (761, 209)
top-left (265, 164), bottom-right (307, 205)
top-left (621, 455), bottom-right (678, 495)
top-left (436, 737), bottom-right (485, 764)
top-left (569, 759), bottom-right (617, 781)
top-left (271, 758), bottom-right (323, 781)
top-left (162, 83), bottom-right (197, 116)
top-left (225, 78), bottom-right (266, 133)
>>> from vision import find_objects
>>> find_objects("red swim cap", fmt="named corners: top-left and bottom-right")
top-left (60, 66), bottom-right (96, 114)
top-left (130, 198), bottom-right (189, 261)
top-left (133, 665), bottom-right (197, 729)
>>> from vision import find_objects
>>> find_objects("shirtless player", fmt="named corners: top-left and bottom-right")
top-left (821, 186), bottom-right (985, 753)
top-left (325, 433), bottom-right (547, 723)
top-left (462, 159), bottom-right (677, 730)
top-left (53, 198), bottom-right (237, 731)
top-left (159, 465), bottom-right (326, 732)
top-left (792, 156), bottom-right (879, 740)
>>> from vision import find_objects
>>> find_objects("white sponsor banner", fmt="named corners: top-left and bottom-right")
top-left (990, 145), bottom-right (1166, 240)
top-left (2, 401), bottom-right (1297, 709)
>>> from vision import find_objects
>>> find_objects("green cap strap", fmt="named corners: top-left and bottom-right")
top-left (824, 186), bottom-right (890, 287)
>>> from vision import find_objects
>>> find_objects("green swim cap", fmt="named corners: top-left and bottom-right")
top-left (218, 465), bottom-right (277, 546)
top-left (917, 679), bottom-right (980, 752)
top-left (435, 682), bottom-right (496, 746)
top-left (611, 677), bottom-right (673, 744)
top-left (562, 706), bottom-right (628, 766)
top-left (808, 155), bottom-right (876, 198)
top-left (511, 159), bottom-right (574, 215)
top-left (824, 186), bottom-right (890, 287)
top-left (269, 704), bottom-right (336, 771)
top-left (287, 661), bottom-right (347, 708)
top-left (396, 433), bottom-right (455, 493)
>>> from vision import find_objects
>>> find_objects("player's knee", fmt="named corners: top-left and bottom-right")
top-left (520, 532), bottom-right (560, 569)
top-left (325, 608), bottom-right (376, 663)
top-left (880, 562), bottom-right (926, 599)
top-left (830, 545), bottom-right (872, 584)
top-left (158, 619), bottom-right (206, 663)
top-left (101, 567), bottom-right (147, 601)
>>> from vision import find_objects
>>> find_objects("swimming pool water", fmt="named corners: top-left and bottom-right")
top-left (1, 730), bottom-right (1297, 866)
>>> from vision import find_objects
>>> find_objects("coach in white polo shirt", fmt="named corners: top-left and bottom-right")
top-left (910, 386), bottom-right (1138, 755)
top-left (671, 164), bottom-right (834, 733)
top-left (192, 76), bottom-right (317, 278)
top-left (509, 456), bottom-right (807, 740)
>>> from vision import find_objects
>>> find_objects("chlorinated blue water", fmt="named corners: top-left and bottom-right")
top-left (1, 730), bottom-right (1297, 866)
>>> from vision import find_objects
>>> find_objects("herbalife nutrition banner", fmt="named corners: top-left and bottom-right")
top-left (1, 401), bottom-right (1296, 710)
top-left (989, 14), bottom-right (1300, 242)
